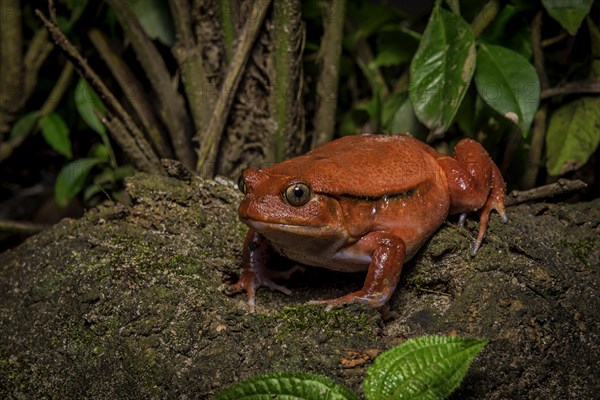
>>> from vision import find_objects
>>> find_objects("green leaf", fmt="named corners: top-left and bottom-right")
top-left (215, 372), bottom-right (359, 400)
top-left (129, 0), bottom-right (175, 46)
top-left (364, 336), bottom-right (488, 400)
top-left (345, 4), bottom-right (404, 50)
top-left (75, 78), bottom-right (106, 135)
top-left (9, 111), bottom-right (39, 142)
top-left (356, 59), bottom-right (384, 131)
top-left (409, 6), bottom-right (476, 135)
top-left (480, 4), bottom-right (533, 60)
top-left (541, 0), bottom-right (594, 35)
top-left (474, 43), bottom-right (540, 135)
top-left (382, 92), bottom-right (426, 138)
top-left (55, 158), bottom-right (104, 208)
top-left (373, 26), bottom-right (420, 68)
top-left (546, 97), bottom-right (600, 176)
top-left (40, 113), bottom-right (72, 159)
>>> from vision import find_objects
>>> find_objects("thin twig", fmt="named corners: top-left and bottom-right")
top-left (0, 220), bottom-right (48, 234)
top-left (196, 0), bottom-right (273, 177)
top-left (506, 179), bottom-right (588, 206)
top-left (98, 112), bottom-right (162, 174)
top-left (541, 79), bottom-right (600, 99)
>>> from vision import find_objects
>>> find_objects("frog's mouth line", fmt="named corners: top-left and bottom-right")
top-left (243, 220), bottom-right (330, 235)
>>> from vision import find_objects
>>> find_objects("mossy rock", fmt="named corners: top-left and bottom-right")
top-left (0, 173), bottom-right (598, 399)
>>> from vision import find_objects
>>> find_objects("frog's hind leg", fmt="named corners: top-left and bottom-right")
top-left (436, 138), bottom-right (507, 256)
top-left (309, 232), bottom-right (406, 311)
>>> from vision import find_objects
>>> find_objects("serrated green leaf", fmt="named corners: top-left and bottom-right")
top-left (364, 335), bottom-right (488, 400)
top-left (55, 158), bottom-right (104, 208)
top-left (541, 0), bottom-right (593, 35)
top-left (9, 111), bottom-right (39, 142)
top-left (75, 79), bottom-right (106, 135)
top-left (546, 97), bottom-right (600, 175)
top-left (474, 43), bottom-right (539, 136)
top-left (40, 113), bottom-right (72, 159)
top-left (215, 372), bottom-right (359, 400)
top-left (129, 0), bottom-right (175, 46)
top-left (409, 6), bottom-right (476, 135)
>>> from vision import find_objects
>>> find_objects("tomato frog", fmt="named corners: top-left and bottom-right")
top-left (231, 134), bottom-right (507, 312)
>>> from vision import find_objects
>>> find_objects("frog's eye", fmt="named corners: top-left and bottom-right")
top-left (237, 174), bottom-right (246, 194)
top-left (284, 183), bottom-right (311, 206)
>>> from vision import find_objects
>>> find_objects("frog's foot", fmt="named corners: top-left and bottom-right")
top-left (471, 165), bottom-right (508, 257)
top-left (228, 266), bottom-right (304, 313)
top-left (308, 290), bottom-right (389, 312)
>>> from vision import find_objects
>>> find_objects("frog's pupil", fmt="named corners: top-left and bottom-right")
top-left (294, 187), bottom-right (304, 198)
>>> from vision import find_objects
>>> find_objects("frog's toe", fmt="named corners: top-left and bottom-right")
top-left (308, 290), bottom-right (389, 311)
top-left (262, 279), bottom-right (293, 295)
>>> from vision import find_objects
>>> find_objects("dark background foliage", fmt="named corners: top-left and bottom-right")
top-left (1, 0), bottom-right (599, 251)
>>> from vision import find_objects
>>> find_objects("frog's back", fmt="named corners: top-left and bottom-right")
top-left (267, 134), bottom-right (444, 197)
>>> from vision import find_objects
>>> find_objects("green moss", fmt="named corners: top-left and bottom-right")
top-left (262, 304), bottom-right (379, 342)
top-left (568, 236), bottom-right (597, 267)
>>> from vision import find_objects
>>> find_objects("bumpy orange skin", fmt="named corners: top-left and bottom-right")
top-left (232, 134), bottom-right (507, 312)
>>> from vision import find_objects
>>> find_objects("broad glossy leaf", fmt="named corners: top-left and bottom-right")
top-left (409, 6), bottom-right (476, 135)
top-left (40, 113), bottom-right (72, 158)
top-left (541, 0), bottom-right (593, 35)
top-left (215, 372), bottom-right (359, 400)
top-left (546, 97), bottom-right (600, 175)
top-left (474, 43), bottom-right (539, 135)
top-left (9, 111), bottom-right (39, 142)
top-left (364, 336), bottom-right (488, 400)
top-left (75, 78), bottom-right (106, 135)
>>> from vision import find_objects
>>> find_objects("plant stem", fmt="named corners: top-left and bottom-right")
top-left (541, 79), bottom-right (600, 99)
top-left (270, 0), bottom-right (304, 162)
top-left (471, 0), bottom-right (500, 38)
top-left (521, 11), bottom-right (548, 189)
top-left (312, 0), bottom-right (346, 148)
top-left (170, 0), bottom-right (215, 150)
top-left (39, 61), bottom-right (74, 117)
top-left (196, 0), bottom-right (272, 177)
top-left (220, 0), bottom-right (235, 62)
top-left (0, 0), bottom-right (23, 138)
top-left (105, 0), bottom-right (195, 169)
top-left (36, 9), bottom-right (163, 174)
top-left (88, 28), bottom-right (173, 159)
top-left (0, 220), bottom-right (47, 234)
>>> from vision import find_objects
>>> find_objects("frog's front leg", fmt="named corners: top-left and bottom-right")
top-left (310, 232), bottom-right (406, 311)
top-left (436, 138), bottom-right (508, 256)
top-left (231, 229), bottom-right (300, 312)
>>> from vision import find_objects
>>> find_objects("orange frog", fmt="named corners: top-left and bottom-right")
top-left (233, 134), bottom-right (507, 311)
